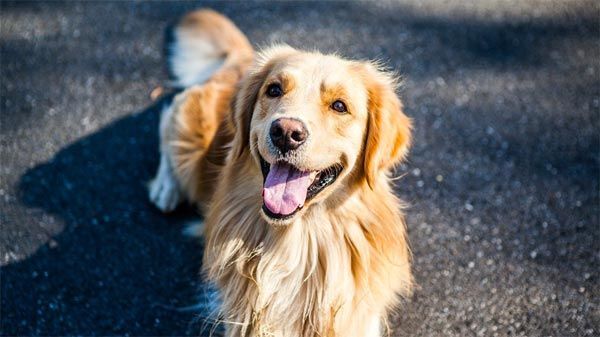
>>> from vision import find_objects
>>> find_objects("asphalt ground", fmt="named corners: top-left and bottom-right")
top-left (1, 1), bottom-right (598, 336)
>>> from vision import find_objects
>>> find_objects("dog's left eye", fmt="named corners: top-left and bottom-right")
top-left (266, 83), bottom-right (283, 98)
top-left (331, 100), bottom-right (347, 114)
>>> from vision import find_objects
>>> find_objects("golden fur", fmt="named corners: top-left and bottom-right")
top-left (151, 9), bottom-right (413, 337)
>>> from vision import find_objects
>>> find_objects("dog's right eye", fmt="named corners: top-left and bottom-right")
top-left (266, 83), bottom-right (283, 98)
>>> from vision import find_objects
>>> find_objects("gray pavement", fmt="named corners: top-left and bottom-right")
top-left (1, 1), bottom-right (598, 336)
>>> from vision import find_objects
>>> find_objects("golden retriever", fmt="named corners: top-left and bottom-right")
top-left (149, 9), bottom-right (413, 337)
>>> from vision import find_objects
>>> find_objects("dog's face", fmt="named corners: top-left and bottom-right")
top-left (232, 47), bottom-right (411, 225)
top-left (251, 51), bottom-right (370, 223)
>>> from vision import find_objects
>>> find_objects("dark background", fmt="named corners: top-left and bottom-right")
top-left (1, 1), bottom-right (598, 336)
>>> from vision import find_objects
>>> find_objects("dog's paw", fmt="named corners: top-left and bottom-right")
top-left (182, 220), bottom-right (204, 238)
top-left (149, 155), bottom-right (183, 212)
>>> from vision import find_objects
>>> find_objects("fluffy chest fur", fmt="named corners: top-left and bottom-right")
top-left (203, 158), bottom-right (412, 337)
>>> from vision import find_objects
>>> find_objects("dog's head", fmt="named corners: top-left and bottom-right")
top-left (231, 46), bottom-right (411, 225)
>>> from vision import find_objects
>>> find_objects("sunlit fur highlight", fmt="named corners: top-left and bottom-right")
top-left (152, 9), bottom-right (413, 337)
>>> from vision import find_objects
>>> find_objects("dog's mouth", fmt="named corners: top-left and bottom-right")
top-left (260, 156), bottom-right (342, 220)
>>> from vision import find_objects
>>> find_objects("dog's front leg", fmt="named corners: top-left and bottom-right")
top-left (365, 315), bottom-right (382, 337)
top-left (149, 103), bottom-right (184, 212)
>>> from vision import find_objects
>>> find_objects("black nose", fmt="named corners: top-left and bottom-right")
top-left (269, 118), bottom-right (308, 153)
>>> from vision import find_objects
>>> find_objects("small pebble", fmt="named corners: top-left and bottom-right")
top-left (530, 251), bottom-right (538, 259)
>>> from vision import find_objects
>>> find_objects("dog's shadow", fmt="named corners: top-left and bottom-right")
top-left (4, 96), bottom-right (222, 336)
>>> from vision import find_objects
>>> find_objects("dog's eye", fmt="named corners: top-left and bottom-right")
top-left (266, 83), bottom-right (283, 98)
top-left (331, 100), bottom-right (347, 114)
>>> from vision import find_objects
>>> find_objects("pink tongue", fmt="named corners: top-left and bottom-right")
top-left (262, 162), bottom-right (312, 216)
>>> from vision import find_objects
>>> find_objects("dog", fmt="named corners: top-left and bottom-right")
top-left (149, 9), bottom-right (413, 337)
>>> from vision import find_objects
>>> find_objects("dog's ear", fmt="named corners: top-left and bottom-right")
top-left (359, 63), bottom-right (412, 188)
top-left (229, 66), bottom-right (269, 158)
top-left (230, 45), bottom-right (297, 157)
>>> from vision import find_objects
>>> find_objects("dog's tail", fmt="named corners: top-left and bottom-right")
top-left (167, 9), bottom-right (254, 88)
